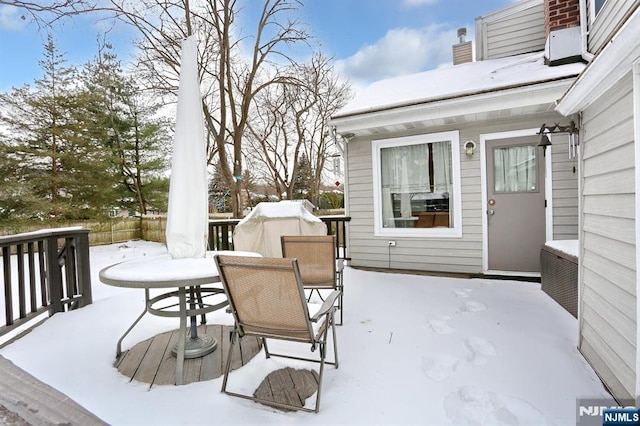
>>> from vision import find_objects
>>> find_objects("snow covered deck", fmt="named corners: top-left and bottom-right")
top-left (0, 241), bottom-right (613, 424)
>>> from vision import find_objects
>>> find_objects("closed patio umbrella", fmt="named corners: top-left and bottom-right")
top-left (166, 35), bottom-right (208, 259)
top-left (165, 36), bottom-right (214, 358)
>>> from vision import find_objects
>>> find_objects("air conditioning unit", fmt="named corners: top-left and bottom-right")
top-left (545, 26), bottom-right (582, 66)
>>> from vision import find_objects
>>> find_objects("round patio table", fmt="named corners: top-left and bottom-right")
top-left (99, 250), bottom-right (259, 385)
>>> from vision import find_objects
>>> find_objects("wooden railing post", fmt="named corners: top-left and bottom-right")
top-left (1, 228), bottom-right (93, 341)
top-left (208, 216), bottom-right (350, 260)
top-left (46, 235), bottom-right (64, 314)
top-left (2, 246), bottom-right (12, 326)
top-left (75, 231), bottom-right (92, 307)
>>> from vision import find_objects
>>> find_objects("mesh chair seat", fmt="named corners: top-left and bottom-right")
top-left (281, 235), bottom-right (344, 324)
top-left (214, 255), bottom-right (339, 413)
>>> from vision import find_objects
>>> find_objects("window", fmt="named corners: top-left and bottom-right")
top-left (493, 145), bottom-right (538, 193)
top-left (591, 0), bottom-right (606, 19)
top-left (372, 131), bottom-right (462, 237)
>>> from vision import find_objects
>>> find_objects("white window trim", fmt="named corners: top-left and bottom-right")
top-left (633, 58), bottom-right (640, 399)
top-left (371, 131), bottom-right (462, 238)
top-left (589, 0), bottom-right (607, 23)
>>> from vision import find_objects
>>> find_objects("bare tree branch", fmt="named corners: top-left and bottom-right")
top-left (0, 0), bottom-right (108, 27)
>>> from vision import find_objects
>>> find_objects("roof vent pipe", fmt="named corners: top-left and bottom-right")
top-left (453, 28), bottom-right (473, 65)
top-left (457, 27), bottom-right (467, 43)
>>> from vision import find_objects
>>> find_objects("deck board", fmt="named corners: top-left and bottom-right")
top-left (115, 325), bottom-right (261, 387)
top-left (200, 324), bottom-right (224, 380)
top-left (114, 324), bottom-right (319, 411)
top-left (254, 367), bottom-right (319, 410)
top-left (133, 330), bottom-right (171, 384)
top-left (0, 355), bottom-right (107, 425)
top-left (117, 337), bottom-right (151, 379)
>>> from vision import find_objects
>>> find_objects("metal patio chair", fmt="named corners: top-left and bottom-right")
top-left (281, 235), bottom-right (344, 325)
top-left (214, 255), bottom-right (340, 413)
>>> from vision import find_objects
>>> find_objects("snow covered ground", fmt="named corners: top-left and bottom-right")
top-left (0, 240), bottom-right (613, 425)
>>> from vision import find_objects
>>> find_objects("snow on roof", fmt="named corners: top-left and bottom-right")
top-left (335, 52), bottom-right (586, 117)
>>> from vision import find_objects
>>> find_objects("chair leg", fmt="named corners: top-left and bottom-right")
top-left (337, 271), bottom-right (344, 325)
top-left (262, 337), bottom-right (271, 359)
top-left (221, 329), bottom-right (238, 393)
top-left (313, 309), bottom-right (340, 413)
top-left (331, 310), bottom-right (339, 368)
top-left (314, 342), bottom-right (326, 413)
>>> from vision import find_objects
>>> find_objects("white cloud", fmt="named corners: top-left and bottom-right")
top-left (402, 0), bottom-right (439, 7)
top-left (0, 5), bottom-right (26, 31)
top-left (335, 23), bottom-right (470, 89)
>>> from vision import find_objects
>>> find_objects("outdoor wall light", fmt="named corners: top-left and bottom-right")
top-left (537, 121), bottom-right (579, 157)
top-left (464, 140), bottom-right (476, 156)
top-left (341, 132), bottom-right (355, 141)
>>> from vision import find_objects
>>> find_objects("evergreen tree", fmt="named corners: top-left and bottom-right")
top-left (293, 153), bottom-right (313, 200)
top-left (0, 36), bottom-right (170, 222)
top-left (80, 42), bottom-right (170, 215)
top-left (0, 34), bottom-right (115, 220)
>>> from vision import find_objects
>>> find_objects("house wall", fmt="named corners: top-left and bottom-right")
top-left (587, 0), bottom-right (639, 54)
top-left (345, 112), bottom-right (577, 273)
top-left (475, 0), bottom-right (546, 61)
top-left (578, 72), bottom-right (637, 402)
top-left (550, 134), bottom-right (579, 239)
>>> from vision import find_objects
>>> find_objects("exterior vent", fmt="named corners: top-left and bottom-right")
top-left (453, 27), bottom-right (473, 65)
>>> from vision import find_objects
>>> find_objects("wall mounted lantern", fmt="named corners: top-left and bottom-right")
top-left (464, 140), bottom-right (476, 157)
top-left (537, 121), bottom-right (579, 158)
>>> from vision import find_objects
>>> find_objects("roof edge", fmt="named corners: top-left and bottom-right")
top-left (557, 5), bottom-right (640, 115)
top-left (332, 75), bottom-right (580, 121)
top-left (330, 78), bottom-right (576, 135)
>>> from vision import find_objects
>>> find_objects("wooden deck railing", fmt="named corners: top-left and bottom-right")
top-left (208, 215), bottom-right (351, 260)
top-left (0, 228), bottom-right (92, 340)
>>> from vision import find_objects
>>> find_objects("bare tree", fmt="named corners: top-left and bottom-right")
top-left (246, 78), bottom-right (302, 200)
top-left (107, 0), bottom-right (310, 218)
top-left (247, 53), bottom-right (351, 204)
top-left (0, 1), bottom-right (101, 26)
top-left (303, 54), bottom-right (351, 204)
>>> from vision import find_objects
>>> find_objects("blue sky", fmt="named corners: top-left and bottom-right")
top-left (0, 0), bottom-right (515, 92)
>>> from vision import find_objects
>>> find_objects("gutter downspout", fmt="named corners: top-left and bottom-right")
top-left (332, 126), bottom-right (346, 157)
top-left (331, 126), bottom-right (351, 220)
top-left (579, 0), bottom-right (595, 62)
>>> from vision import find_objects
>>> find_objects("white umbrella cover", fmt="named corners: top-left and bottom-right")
top-left (166, 36), bottom-right (208, 259)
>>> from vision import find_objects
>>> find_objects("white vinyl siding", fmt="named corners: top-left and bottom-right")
top-left (588, 0), bottom-right (638, 55)
top-left (579, 72), bottom-right (636, 402)
top-left (475, 0), bottom-right (545, 61)
top-left (345, 113), bottom-right (575, 274)
top-left (550, 135), bottom-right (579, 239)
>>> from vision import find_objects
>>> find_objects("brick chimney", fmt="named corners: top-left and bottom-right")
top-left (545, 0), bottom-right (580, 34)
top-left (452, 27), bottom-right (473, 65)
top-left (544, 0), bottom-right (582, 65)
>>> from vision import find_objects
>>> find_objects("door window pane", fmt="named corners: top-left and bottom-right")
top-left (380, 141), bottom-right (453, 228)
top-left (593, 0), bottom-right (605, 16)
top-left (493, 145), bottom-right (537, 193)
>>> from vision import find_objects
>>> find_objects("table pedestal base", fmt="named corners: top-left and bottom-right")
top-left (172, 334), bottom-right (218, 359)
